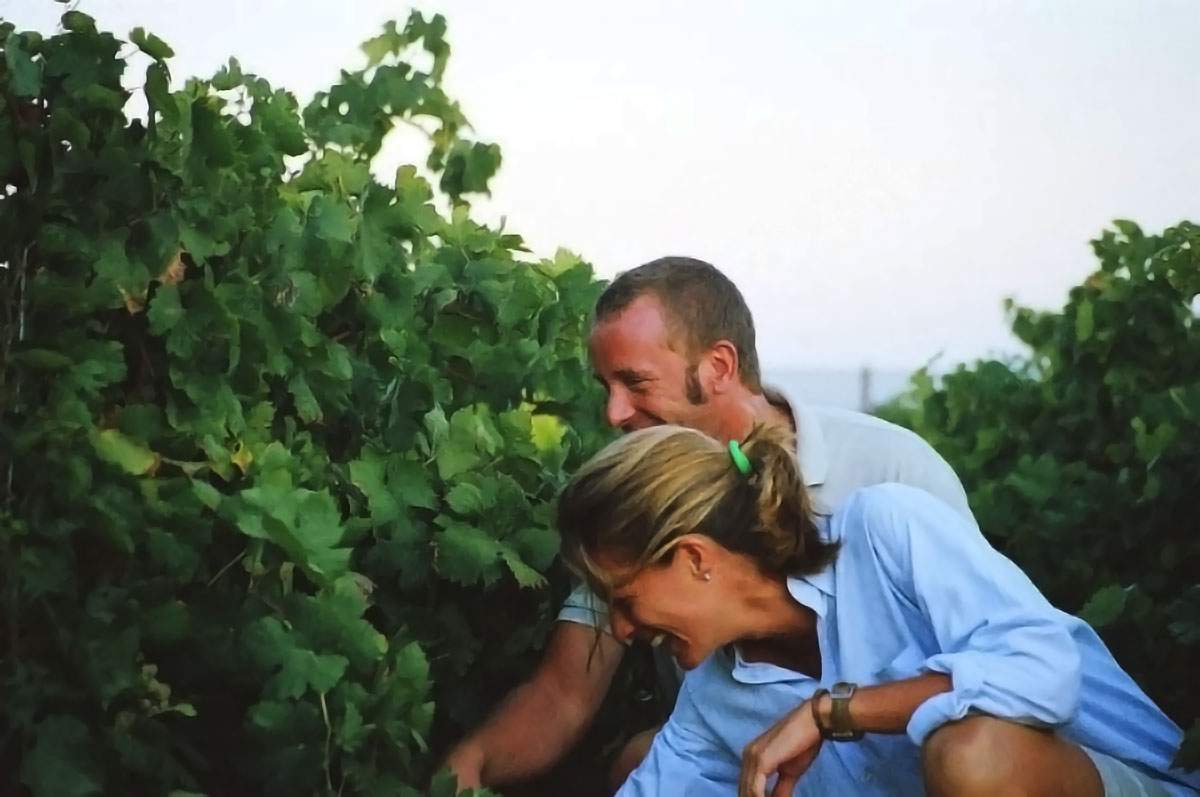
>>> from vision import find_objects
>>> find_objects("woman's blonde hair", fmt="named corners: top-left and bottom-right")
top-left (557, 423), bottom-right (837, 597)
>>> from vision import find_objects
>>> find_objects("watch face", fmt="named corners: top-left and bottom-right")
top-left (830, 681), bottom-right (856, 699)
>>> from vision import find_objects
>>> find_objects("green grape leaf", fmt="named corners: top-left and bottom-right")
top-left (129, 27), bottom-right (174, 60)
top-left (191, 480), bottom-right (221, 510)
top-left (1074, 299), bottom-right (1094, 343)
top-left (0, 11), bottom-right (617, 793)
top-left (435, 441), bottom-right (479, 481)
top-left (5, 32), bottom-right (43, 97)
top-left (61, 11), bottom-right (96, 33)
top-left (148, 284), bottom-right (184, 334)
top-left (310, 195), bottom-right (356, 243)
top-left (427, 769), bottom-right (460, 797)
top-left (509, 526), bottom-right (560, 571)
top-left (338, 701), bottom-right (368, 753)
top-left (289, 373), bottom-right (321, 423)
top-left (20, 717), bottom-right (103, 797)
top-left (500, 547), bottom-right (545, 589)
top-left (1079, 584), bottom-right (1128, 629)
top-left (11, 348), bottom-right (73, 371)
top-left (350, 452), bottom-right (401, 524)
top-left (211, 57), bottom-right (243, 90)
top-left (90, 429), bottom-right (159, 475)
top-left (435, 523), bottom-right (502, 586)
top-left (389, 459), bottom-right (437, 510)
top-left (445, 482), bottom-right (486, 515)
top-left (530, 413), bottom-right (567, 452)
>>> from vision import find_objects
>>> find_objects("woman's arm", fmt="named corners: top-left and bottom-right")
top-left (742, 483), bottom-right (1084, 797)
top-left (854, 483), bottom-right (1082, 743)
top-left (820, 671), bottom-right (953, 734)
top-left (739, 672), bottom-right (952, 797)
top-left (618, 675), bottom-right (741, 796)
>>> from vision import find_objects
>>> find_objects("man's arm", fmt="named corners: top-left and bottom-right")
top-left (443, 621), bottom-right (625, 788)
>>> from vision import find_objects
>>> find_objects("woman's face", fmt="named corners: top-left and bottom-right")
top-left (591, 540), bottom-right (732, 670)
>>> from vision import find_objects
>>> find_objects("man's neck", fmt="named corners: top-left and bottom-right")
top-left (719, 388), bottom-right (795, 440)
top-left (752, 389), bottom-right (795, 432)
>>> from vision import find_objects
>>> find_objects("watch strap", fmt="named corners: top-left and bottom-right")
top-left (827, 681), bottom-right (864, 741)
top-left (810, 687), bottom-right (831, 737)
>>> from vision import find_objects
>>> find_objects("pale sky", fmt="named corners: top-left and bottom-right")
top-left (6, 1), bottom-right (1199, 371)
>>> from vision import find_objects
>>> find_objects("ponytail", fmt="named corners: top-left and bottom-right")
top-left (734, 423), bottom-right (838, 575)
top-left (557, 422), bottom-right (838, 594)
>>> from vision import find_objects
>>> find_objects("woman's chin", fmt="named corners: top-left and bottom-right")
top-left (670, 638), bottom-right (704, 670)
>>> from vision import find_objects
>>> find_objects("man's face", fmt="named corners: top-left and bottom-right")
top-left (589, 294), bottom-right (718, 437)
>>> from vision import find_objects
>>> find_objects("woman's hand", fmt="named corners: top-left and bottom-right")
top-left (738, 696), bottom-right (824, 797)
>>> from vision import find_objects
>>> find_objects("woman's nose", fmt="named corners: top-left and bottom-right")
top-left (609, 608), bottom-right (636, 643)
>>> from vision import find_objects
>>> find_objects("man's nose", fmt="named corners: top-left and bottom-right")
top-left (605, 387), bottom-right (635, 429)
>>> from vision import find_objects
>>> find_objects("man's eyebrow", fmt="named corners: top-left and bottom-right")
top-left (614, 368), bottom-right (653, 383)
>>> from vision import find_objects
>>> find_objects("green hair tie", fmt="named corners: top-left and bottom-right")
top-left (727, 439), bottom-right (752, 475)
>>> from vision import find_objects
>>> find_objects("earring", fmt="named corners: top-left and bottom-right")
top-left (702, 571), bottom-right (712, 582)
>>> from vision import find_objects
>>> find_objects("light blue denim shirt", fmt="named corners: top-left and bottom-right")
top-left (618, 483), bottom-right (1200, 797)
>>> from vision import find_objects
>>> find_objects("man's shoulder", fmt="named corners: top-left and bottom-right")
top-left (806, 404), bottom-right (919, 437)
top-left (802, 404), bottom-right (936, 458)
top-left (765, 385), bottom-right (915, 445)
top-left (770, 387), bottom-right (968, 509)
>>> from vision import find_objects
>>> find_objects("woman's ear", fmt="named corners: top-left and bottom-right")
top-left (673, 535), bottom-right (715, 582)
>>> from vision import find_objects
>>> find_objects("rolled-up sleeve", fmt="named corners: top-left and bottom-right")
top-left (855, 484), bottom-right (1082, 746)
top-left (556, 583), bottom-right (610, 630)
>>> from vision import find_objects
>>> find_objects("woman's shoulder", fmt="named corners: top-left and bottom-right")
top-left (829, 482), bottom-right (968, 554)
top-left (832, 482), bottom-right (940, 527)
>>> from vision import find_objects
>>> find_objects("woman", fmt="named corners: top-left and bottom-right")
top-left (557, 424), bottom-right (1199, 797)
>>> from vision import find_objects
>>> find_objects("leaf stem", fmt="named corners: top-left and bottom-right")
top-left (2, 243), bottom-right (31, 512)
top-left (205, 548), bottom-right (246, 587)
top-left (320, 690), bottom-right (334, 795)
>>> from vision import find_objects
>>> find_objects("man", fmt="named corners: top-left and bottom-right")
top-left (444, 256), bottom-right (974, 790)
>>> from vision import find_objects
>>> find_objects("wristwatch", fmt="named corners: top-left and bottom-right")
top-left (825, 681), bottom-right (864, 741)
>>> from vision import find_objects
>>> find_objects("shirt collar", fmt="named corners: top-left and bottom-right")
top-left (788, 567), bottom-right (835, 605)
top-left (765, 385), bottom-right (832, 515)
top-left (792, 401), bottom-right (830, 489)
top-left (729, 570), bottom-right (831, 684)
top-left (784, 516), bottom-right (837, 612)
top-left (729, 521), bottom-right (835, 684)
top-left (764, 384), bottom-right (829, 488)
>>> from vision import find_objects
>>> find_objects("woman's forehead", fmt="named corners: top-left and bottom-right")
top-left (587, 546), bottom-right (637, 577)
top-left (579, 548), bottom-right (640, 598)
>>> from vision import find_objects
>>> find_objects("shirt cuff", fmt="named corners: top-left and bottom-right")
top-left (905, 652), bottom-right (987, 746)
top-left (556, 583), bottom-right (611, 631)
top-left (905, 651), bottom-right (1068, 746)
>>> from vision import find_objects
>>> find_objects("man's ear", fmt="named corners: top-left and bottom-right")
top-left (702, 340), bottom-right (740, 395)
